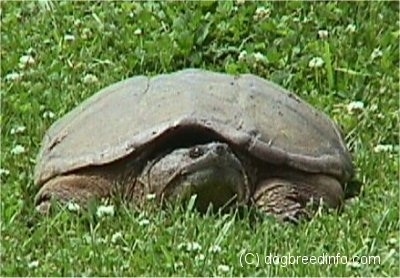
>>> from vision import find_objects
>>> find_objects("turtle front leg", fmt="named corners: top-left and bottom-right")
top-left (253, 174), bottom-right (344, 222)
top-left (34, 174), bottom-right (114, 214)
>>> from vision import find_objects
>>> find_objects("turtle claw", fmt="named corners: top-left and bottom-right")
top-left (35, 200), bottom-right (52, 215)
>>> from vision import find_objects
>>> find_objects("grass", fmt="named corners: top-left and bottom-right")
top-left (1, 1), bottom-right (399, 276)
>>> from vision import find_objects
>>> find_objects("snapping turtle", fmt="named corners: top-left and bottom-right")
top-left (34, 69), bottom-right (354, 220)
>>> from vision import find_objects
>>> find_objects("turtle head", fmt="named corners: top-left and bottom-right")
top-left (139, 142), bottom-right (250, 212)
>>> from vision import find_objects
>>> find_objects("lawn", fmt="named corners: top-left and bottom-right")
top-left (1, 1), bottom-right (399, 276)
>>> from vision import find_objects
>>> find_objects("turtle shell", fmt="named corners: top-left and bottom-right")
top-left (34, 69), bottom-right (354, 187)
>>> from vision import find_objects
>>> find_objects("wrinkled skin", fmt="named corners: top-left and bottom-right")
top-left (137, 142), bottom-right (250, 212)
top-left (35, 142), bottom-right (344, 221)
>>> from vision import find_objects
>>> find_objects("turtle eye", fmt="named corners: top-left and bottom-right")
top-left (189, 147), bottom-right (204, 158)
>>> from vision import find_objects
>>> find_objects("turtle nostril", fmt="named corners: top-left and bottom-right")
top-left (189, 147), bottom-right (204, 158)
top-left (214, 144), bottom-right (226, 155)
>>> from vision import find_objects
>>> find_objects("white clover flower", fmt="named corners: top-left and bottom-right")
top-left (96, 205), bottom-right (115, 218)
top-left (370, 48), bottom-right (383, 60)
top-left (82, 74), bottom-right (99, 84)
top-left (253, 7), bottom-right (270, 21)
top-left (195, 254), bottom-right (205, 261)
top-left (111, 231), bottom-right (123, 243)
top-left (347, 101), bottom-right (364, 113)
top-left (81, 28), bottom-right (92, 40)
top-left (27, 260), bottom-right (39, 269)
top-left (347, 261), bottom-right (362, 268)
top-left (146, 193), bottom-right (156, 200)
top-left (10, 125), bottom-right (26, 135)
top-left (345, 24), bottom-right (356, 33)
top-left (373, 144), bottom-right (397, 153)
top-left (64, 34), bottom-right (75, 41)
top-left (376, 113), bottom-right (385, 119)
top-left (179, 241), bottom-right (202, 252)
top-left (174, 261), bottom-right (184, 269)
top-left (0, 168), bottom-right (10, 176)
top-left (43, 111), bottom-right (55, 119)
top-left (74, 19), bottom-right (82, 26)
top-left (19, 55), bottom-right (35, 65)
top-left (238, 50), bottom-right (247, 61)
top-left (308, 57), bottom-right (324, 68)
top-left (209, 245), bottom-right (222, 253)
top-left (318, 29), bottom-right (329, 39)
top-left (253, 52), bottom-right (267, 63)
top-left (11, 145), bottom-right (25, 155)
top-left (138, 218), bottom-right (150, 226)
top-left (217, 264), bottom-right (230, 273)
top-left (19, 55), bottom-right (35, 68)
top-left (5, 72), bottom-right (23, 81)
top-left (67, 202), bottom-right (80, 212)
top-left (187, 241), bottom-right (202, 252)
top-left (134, 28), bottom-right (142, 35)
